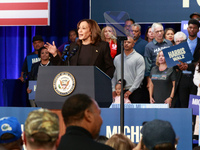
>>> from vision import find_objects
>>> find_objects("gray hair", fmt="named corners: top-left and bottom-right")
top-left (151, 23), bottom-right (163, 32)
top-left (174, 31), bottom-right (187, 42)
top-left (131, 23), bottom-right (141, 31)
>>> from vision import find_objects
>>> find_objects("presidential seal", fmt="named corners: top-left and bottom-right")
top-left (53, 72), bottom-right (76, 96)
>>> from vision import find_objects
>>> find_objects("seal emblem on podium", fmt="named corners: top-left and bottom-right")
top-left (53, 71), bottom-right (76, 96)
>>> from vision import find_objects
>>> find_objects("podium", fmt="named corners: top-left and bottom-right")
top-left (35, 66), bottom-right (112, 109)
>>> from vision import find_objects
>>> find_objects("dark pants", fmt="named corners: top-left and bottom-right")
top-left (126, 78), bottom-right (150, 103)
top-left (178, 74), bottom-right (197, 133)
top-left (178, 74), bottom-right (197, 108)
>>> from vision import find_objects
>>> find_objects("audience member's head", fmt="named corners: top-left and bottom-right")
top-left (114, 79), bottom-right (127, 97)
top-left (164, 28), bottom-right (175, 45)
top-left (116, 79), bottom-right (126, 89)
top-left (32, 35), bottom-right (44, 51)
top-left (187, 19), bottom-right (200, 39)
top-left (0, 117), bottom-right (23, 150)
top-left (105, 134), bottom-right (136, 150)
top-left (95, 135), bottom-right (109, 144)
top-left (188, 18), bottom-right (200, 27)
top-left (190, 12), bottom-right (200, 21)
top-left (38, 46), bottom-right (52, 59)
top-left (101, 26), bottom-right (117, 43)
top-left (151, 23), bottom-right (164, 42)
top-left (68, 29), bottom-right (78, 43)
top-left (155, 51), bottom-right (166, 66)
top-left (141, 119), bottom-right (177, 150)
top-left (130, 23), bottom-right (141, 41)
top-left (62, 94), bottom-right (103, 139)
top-left (174, 31), bottom-right (187, 45)
top-left (24, 108), bottom-right (60, 150)
top-left (124, 19), bottom-right (135, 35)
top-left (145, 26), bottom-right (154, 42)
top-left (124, 36), bottom-right (135, 51)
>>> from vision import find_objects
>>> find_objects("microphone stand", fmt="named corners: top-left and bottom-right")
top-left (117, 36), bottom-right (127, 134)
top-left (67, 56), bottom-right (70, 66)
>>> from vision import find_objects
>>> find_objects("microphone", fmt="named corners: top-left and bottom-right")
top-left (108, 32), bottom-right (117, 40)
top-left (67, 45), bottom-right (79, 66)
top-left (62, 46), bottom-right (70, 59)
top-left (69, 45), bottom-right (79, 58)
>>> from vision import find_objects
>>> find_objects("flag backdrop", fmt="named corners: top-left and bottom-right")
top-left (0, 0), bottom-right (89, 106)
top-left (0, 0), bottom-right (50, 26)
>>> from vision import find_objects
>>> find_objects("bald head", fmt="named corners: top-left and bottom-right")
top-left (124, 36), bottom-right (135, 52)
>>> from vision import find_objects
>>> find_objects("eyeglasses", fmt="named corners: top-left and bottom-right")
top-left (155, 30), bottom-right (163, 34)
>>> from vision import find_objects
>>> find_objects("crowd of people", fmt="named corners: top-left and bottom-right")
top-left (19, 17), bottom-right (200, 108)
top-left (0, 94), bottom-right (179, 150)
top-left (15, 12), bottom-right (200, 149)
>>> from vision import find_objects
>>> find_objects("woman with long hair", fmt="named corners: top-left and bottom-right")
top-left (101, 26), bottom-right (119, 58)
top-left (144, 26), bottom-right (154, 43)
top-left (45, 19), bottom-right (114, 78)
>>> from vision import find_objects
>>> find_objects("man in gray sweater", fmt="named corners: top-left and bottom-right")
top-left (112, 36), bottom-right (145, 103)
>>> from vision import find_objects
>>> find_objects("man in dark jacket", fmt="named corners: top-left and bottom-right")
top-left (176, 19), bottom-right (200, 108)
top-left (58, 94), bottom-right (114, 150)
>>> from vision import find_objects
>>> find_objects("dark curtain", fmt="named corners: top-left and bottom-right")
top-left (0, 0), bottom-right (89, 106)
top-left (0, 0), bottom-right (181, 106)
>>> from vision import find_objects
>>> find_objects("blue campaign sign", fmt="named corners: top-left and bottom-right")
top-left (0, 107), bottom-right (193, 149)
top-left (28, 81), bottom-right (37, 100)
top-left (162, 42), bottom-right (193, 68)
top-left (91, 0), bottom-right (200, 23)
top-left (189, 94), bottom-right (200, 115)
top-left (181, 20), bottom-right (200, 38)
top-left (27, 54), bottom-right (40, 72)
top-left (100, 108), bottom-right (192, 150)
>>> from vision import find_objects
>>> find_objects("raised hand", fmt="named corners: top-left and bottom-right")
top-left (44, 41), bottom-right (57, 57)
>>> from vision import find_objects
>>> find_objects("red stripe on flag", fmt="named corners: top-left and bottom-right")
top-left (0, 18), bottom-right (48, 25)
top-left (0, 2), bottom-right (48, 10)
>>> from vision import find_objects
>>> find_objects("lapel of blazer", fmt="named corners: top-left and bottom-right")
top-left (194, 38), bottom-right (200, 54)
top-left (193, 37), bottom-right (200, 61)
top-left (89, 44), bottom-right (100, 65)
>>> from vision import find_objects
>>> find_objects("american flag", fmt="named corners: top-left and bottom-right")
top-left (0, 0), bottom-right (50, 26)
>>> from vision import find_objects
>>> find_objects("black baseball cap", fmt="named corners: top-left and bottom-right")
top-left (32, 35), bottom-right (44, 42)
top-left (190, 12), bottom-right (200, 19)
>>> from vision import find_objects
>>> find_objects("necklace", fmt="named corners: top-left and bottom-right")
top-left (40, 61), bottom-right (50, 67)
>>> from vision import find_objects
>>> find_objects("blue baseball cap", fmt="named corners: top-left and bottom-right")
top-left (141, 119), bottom-right (176, 150)
top-left (0, 117), bottom-right (22, 143)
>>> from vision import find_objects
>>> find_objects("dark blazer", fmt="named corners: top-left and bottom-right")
top-left (51, 41), bottom-right (114, 78)
top-left (57, 126), bottom-right (114, 150)
top-left (29, 61), bottom-right (52, 80)
top-left (187, 37), bottom-right (200, 72)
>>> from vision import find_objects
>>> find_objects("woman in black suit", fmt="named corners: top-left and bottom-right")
top-left (45, 19), bottom-right (114, 78)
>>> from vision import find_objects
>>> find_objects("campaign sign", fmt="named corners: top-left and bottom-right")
top-left (162, 42), bottom-right (193, 68)
top-left (100, 108), bottom-right (192, 150)
top-left (181, 20), bottom-right (200, 38)
top-left (28, 81), bottom-right (37, 100)
top-left (188, 94), bottom-right (200, 115)
top-left (27, 54), bottom-right (40, 72)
